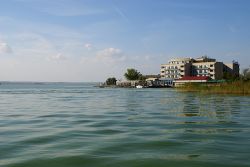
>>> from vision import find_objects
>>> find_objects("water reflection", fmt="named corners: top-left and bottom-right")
top-left (182, 94), bottom-right (200, 117)
top-left (179, 93), bottom-right (243, 123)
top-left (172, 93), bottom-right (248, 137)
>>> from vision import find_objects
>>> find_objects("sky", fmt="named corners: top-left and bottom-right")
top-left (0, 0), bottom-right (250, 82)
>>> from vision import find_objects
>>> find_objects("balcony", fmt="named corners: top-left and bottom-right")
top-left (194, 67), bottom-right (210, 70)
top-left (210, 71), bottom-right (215, 74)
top-left (197, 72), bottom-right (209, 75)
top-left (167, 69), bottom-right (179, 71)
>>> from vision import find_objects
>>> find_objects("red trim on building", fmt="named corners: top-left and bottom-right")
top-left (177, 76), bottom-right (210, 81)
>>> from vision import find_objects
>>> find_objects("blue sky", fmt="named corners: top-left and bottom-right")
top-left (0, 0), bottom-right (249, 81)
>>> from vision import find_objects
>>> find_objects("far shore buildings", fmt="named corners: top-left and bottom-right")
top-left (160, 56), bottom-right (239, 80)
top-left (114, 56), bottom-right (239, 88)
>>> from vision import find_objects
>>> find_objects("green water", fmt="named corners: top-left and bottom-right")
top-left (0, 82), bottom-right (249, 167)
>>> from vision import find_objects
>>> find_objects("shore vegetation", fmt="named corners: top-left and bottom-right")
top-left (106, 77), bottom-right (117, 85)
top-left (124, 68), bottom-right (144, 80)
top-left (178, 67), bottom-right (250, 95)
top-left (178, 80), bottom-right (250, 95)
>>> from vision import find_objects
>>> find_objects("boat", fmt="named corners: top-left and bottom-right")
top-left (98, 83), bottom-right (105, 88)
top-left (136, 85), bottom-right (143, 88)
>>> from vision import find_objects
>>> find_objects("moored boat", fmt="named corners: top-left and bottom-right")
top-left (136, 85), bottom-right (143, 88)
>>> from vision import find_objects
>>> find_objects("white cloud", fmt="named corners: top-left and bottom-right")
top-left (47, 53), bottom-right (67, 61)
top-left (80, 47), bottom-right (126, 64)
top-left (84, 43), bottom-right (92, 50)
top-left (96, 47), bottom-right (126, 63)
top-left (19, 33), bottom-right (51, 47)
top-left (0, 41), bottom-right (12, 54)
top-left (96, 47), bottom-right (122, 57)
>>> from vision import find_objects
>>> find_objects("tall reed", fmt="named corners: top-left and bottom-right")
top-left (177, 80), bottom-right (250, 95)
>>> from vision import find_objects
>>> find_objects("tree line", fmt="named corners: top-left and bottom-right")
top-left (105, 68), bottom-right (144, 85)
top-left (105, 67), bottom-right (250, 85)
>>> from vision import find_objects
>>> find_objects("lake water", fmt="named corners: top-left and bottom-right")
top-left (0, 82), bottom-right (249, 167)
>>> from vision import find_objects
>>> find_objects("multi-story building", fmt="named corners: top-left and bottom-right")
top-left (161, 56), bottom-right (239, 80)
top-left (223, 61), bottom-right (240, 78)
top-left (160, 58), bottom-right (192, 79)
top-left (191, 57), bottom-right (224, 80)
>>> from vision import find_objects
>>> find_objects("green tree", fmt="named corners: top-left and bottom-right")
top-left (124, 68), bottom-right (142, 80)
top-left (242, 68), bottom-right (250, 80)
top-left (106, 77), bottom-right (117, 85)
top-left (138, 75), bottom-right (147, 81)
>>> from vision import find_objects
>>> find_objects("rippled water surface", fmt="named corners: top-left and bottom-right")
top-left (0, 82), bottom-right (250, 167)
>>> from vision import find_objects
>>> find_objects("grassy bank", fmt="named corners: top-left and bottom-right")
top-left (177, 80), bottom-right (250, 95)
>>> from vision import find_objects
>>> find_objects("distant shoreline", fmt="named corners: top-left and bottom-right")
top-left (0, 81), bottom-right (99, 84)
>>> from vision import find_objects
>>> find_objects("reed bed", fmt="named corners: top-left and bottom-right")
top-left (177, 80), bottom-right (250, 95)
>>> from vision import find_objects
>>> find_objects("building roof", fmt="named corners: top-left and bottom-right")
top-left (194, 56), bottom-right (216, 62)
top-left (144, 74), bottom-right (160, 79)
top-left (169, 57), bottom-right (192, 61)
top-left (177, 76), bottom-right (210, 81)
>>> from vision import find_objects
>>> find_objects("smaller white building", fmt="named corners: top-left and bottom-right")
top-left (174, 76), bottom-right (210, 87)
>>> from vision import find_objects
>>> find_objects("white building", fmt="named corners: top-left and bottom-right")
top-left (161, 56), bottom-right (239, 80)
top-left (160, 58), bottom-right (192, 79)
